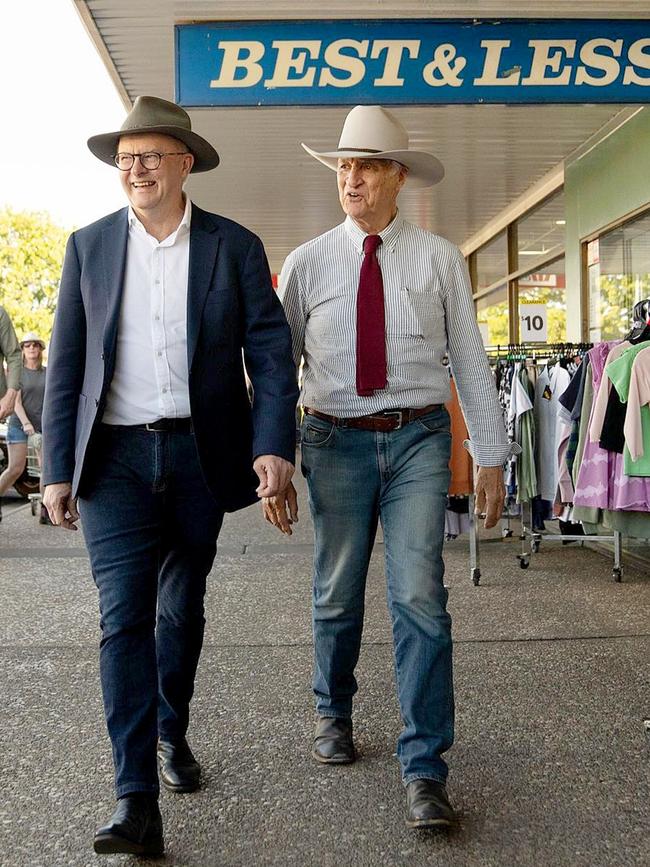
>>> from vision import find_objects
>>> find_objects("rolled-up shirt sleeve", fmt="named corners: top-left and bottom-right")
top-left (443, 250), bottom-right (521, 467)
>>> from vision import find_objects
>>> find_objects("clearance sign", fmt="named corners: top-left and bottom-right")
top-left (175, 19), bottom-right (650, 106)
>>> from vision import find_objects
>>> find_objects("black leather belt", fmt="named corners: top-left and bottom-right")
top-left (304, 405), bottom-right (442, 432)
top-left (111, 417), bottom-right (193, 434)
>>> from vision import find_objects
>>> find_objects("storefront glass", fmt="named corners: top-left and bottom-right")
top-left (516, 190), bottom-right (565, 268)
top-left (587, 209), bottom-right (650, 342)
top-left (476, 284), bottom-right (508, 346)
top-left (518, 257), bottom-right (567, 343)
top-left (475, 231), bottom-right (507, 291)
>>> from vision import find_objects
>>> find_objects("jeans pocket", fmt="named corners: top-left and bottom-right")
top-left (415, 407), bottom-right (451, 435)
top-left (300, 418), bottom-right (336, 447)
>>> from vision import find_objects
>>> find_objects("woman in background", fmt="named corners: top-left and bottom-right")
top-left (0, 333), bottom-right (47, 522)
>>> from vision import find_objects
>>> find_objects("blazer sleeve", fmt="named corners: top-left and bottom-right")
top-left (239, 235), bottom-right (299, 462)
top-left (41, 233), bottom-right (87, 486)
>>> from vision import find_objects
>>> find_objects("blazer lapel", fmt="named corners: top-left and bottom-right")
top-left (187, 206), bottom-right (220, 369)
top-left (101, 210), bottom-right (129, 363)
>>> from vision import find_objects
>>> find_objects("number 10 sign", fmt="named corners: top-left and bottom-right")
top-left (519, 304), bottom-right (548, 342)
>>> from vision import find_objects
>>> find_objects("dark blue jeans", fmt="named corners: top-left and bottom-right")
top-left (301, 407), bottom-right (454, 785)
top-left (79, 425), bottom-right (224, 799)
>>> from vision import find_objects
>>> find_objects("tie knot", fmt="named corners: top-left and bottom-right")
top-left (363, 234), bottom-right (382, 254)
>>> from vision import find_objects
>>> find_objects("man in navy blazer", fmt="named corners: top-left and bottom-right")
top-left (42, 96), bottom-right (298, 857)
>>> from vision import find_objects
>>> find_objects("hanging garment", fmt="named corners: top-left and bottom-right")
top-left (534, 363), bottom-right (571, 501)
top-left (574, 343), bottom-right (618, 509)
top-left (512, 363), bottom-right (536, 503)
top-left (588, 341), bottom-right (628, 442)
top-left (606, 343), bottom-right (650, 477)
top-left (575, 342), bottom-right (650, 509)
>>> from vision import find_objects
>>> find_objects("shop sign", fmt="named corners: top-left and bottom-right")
top-left (519, 304), bottom-right (548, 342)
top-left (176, 19), bottom-right (650, 106)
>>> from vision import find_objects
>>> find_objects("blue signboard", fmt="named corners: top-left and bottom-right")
top-left (175, 19), bottom-right (650, 106)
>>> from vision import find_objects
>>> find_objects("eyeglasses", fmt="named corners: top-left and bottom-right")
top-left (22, 342), bottom-right (42, 349)
top-left (113, 151), bottom-right (190, 171)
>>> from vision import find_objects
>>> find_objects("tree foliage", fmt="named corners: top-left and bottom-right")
top-left (0, 208), bottom-right (70, 343)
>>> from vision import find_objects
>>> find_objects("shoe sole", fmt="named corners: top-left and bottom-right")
top-left (311, 749), bottom-right (356, 765)
top-left (406, 817), bottom-right (454, 829)
top-left (160, 778), bottom-right (200, 793)
top-left (93, 833), bottom-right (164, 856)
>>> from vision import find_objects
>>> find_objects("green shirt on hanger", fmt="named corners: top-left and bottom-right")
top-left (606, 342), bottom-right (650, 477)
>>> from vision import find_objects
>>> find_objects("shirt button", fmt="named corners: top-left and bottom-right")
top-left (162, 387), bottom-right (168, 393)
top-left (158, 351), bottom-right (162, 357)
top-left (155, 315), bottom-right (160, 321)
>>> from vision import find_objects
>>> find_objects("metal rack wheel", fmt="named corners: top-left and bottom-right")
top-left (517, 555), bottom-right (530, 569)
top-left (531, 540), bottom-right (540, 553)
top-left (612, 567), bottom-right (623, 583)
top-left (502, 528), bottom-right (513, 538)
top-left (471, 568), bottom-right (481, 586)
top-left (31, 499), bottom-right (37, 516)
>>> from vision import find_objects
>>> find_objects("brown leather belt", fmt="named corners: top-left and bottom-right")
top-left (304, 404), bottom-right (442, 432)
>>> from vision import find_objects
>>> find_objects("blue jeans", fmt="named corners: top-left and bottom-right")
top-left (301, 407), bottom-right (453, 784)
top-left (79, 426), bottom-right (224, 798)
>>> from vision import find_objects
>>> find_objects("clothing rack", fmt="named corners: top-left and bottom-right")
top-left (465, 340), bottom-right (624, 585)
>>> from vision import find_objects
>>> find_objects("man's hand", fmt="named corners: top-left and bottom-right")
top-left (43, 482), bottom-right (80, 531)
top-left (474, 465), bottom-right (505, 529)
top-left (0, 388), bottom-right (18, 420)
top-left (262, 482), bottom-right (299, 535)
top-left (253, 455), bottom-right (294, 498)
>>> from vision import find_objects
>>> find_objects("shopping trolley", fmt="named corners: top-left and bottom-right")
top-left (26, 432), bottom-right (42, 516)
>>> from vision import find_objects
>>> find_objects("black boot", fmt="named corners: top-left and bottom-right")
top-left (93, 795), bottom-right (164, 856)
top-left (405, 780), bottom-right (457, 829)
top-left (157, 738), bottom-right (201, 793)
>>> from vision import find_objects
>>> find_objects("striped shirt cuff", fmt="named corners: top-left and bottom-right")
top-left (463, 439), bottom-right (522, 467)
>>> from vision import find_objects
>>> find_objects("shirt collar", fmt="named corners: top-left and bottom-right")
top-left (128, 197), bottom-right (192, 246)
top-left (343, 211), bottom-right (404, 254)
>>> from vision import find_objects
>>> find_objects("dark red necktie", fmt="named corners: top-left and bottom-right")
top-left (356, 234), bottom-right (387, 396)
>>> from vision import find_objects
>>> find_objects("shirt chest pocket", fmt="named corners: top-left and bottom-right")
top-left (387, 286), bottom-right (443, 339)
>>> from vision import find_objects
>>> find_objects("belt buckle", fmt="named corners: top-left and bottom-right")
top-left (382, 410), bottom-right (404, 430)
top-left (144, 421), bottom-right (164, 432)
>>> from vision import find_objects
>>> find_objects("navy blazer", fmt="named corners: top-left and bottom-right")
top-left (42, 204), bottom-right (298, 512)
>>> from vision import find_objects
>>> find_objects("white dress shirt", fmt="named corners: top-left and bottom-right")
top-left (102, 199), bottom-right (192, 425)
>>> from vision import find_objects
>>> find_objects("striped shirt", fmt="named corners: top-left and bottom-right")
top-left (278, 213), bottom-right (513, 466)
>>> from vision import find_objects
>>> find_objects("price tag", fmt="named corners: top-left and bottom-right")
top-left (519, 304), bottom-right (547, 342)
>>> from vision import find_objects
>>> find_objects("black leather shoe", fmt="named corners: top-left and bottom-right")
top-left (157, 738), bottom-right (200, 793)
top-left (93, 795), bottom-right (164, 856)
top-left (406, 779), bottom-right (457, 829)
top-left (312, 716), bottom-right (356, 764)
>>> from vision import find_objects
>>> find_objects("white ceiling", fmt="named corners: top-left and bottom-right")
top-left (76, 1), bottom-right (646, 272)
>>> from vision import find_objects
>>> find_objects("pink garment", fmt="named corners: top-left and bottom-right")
top-left (574, 342), bottom-right (650, 512)
top-left (574, 344), bottom-right (614, 509)
top-left (588, 340), bottom-right (629, 442)
top-left (624, 345), bottom-right (650, 460)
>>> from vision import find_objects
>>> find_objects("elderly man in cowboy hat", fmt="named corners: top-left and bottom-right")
top-left (42, 96), bottom-right (297, 856)
top-left (265, 105), bottom-right (515, 828)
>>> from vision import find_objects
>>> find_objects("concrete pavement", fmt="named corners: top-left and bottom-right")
top-left (0, 471), bottom-right (648, 867)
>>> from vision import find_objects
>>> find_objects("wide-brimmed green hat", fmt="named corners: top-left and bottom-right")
top-left (87, 95), bottom-right (220, 173)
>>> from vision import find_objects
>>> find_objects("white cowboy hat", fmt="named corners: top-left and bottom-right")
top-left (301, 105), bottom-right (444, 189)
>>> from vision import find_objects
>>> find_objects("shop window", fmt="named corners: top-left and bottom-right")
top-left (516, 190), bottom-right (565, 269)
top-left (475, 232), bottom-right (507, 291)
top-left (588, 209), bottom-right (650, 342)
top-left (476, 284), bottom-right (508, 346)
top-left (518, 257), bottom-right (566, 343)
